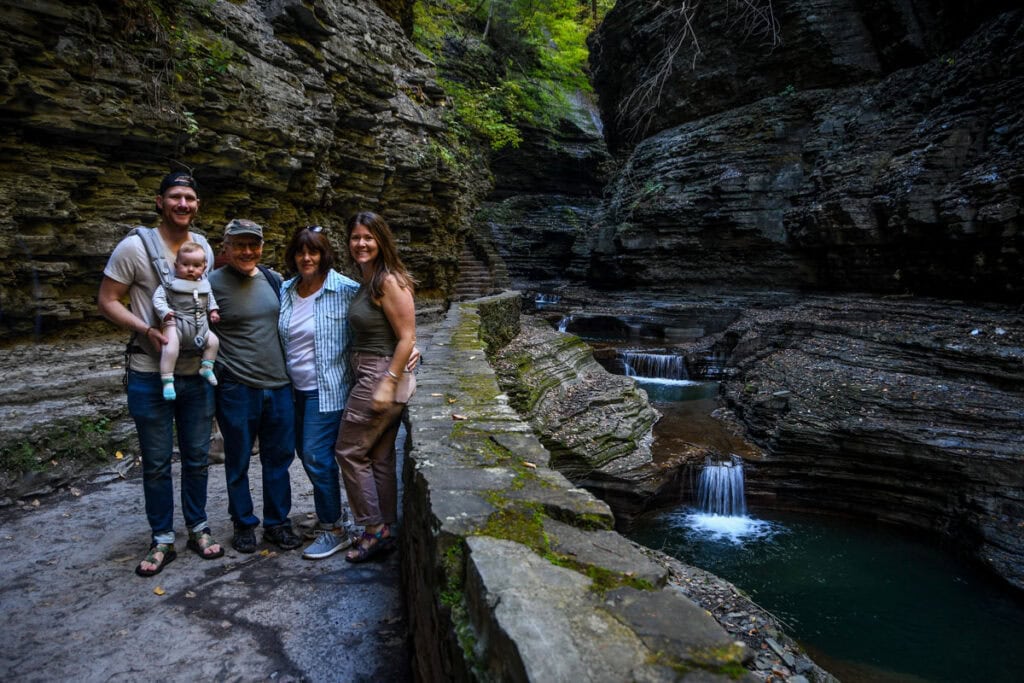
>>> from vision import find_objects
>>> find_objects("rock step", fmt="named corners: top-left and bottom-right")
top-left (453, 245), bottom-right (497, 300)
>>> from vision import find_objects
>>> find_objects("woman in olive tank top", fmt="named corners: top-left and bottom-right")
top-left (334, 211), bottom-right (416, 562)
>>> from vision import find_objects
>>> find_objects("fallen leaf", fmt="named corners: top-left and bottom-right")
top-left (115, 450), bottom-right (125, 460)
top-left (70, 487), bottom-right (82, 497)
top-left (260, 549), bottom-right (271, 556)
top-left (430, 393), bottom-right (443, 397)
top-left (521, 461), bottom-right (536, 469)
top-left (185, 591), bottom-right (197, 599)
top-left (447, 398), bottom-right (457, 404)
top-left (154, 586), bottom-right (165, 596)
top-left (451, 414), bottom-right (467, 421)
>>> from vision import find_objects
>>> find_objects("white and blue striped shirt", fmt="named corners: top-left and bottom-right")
top-left (279, 269), bottom-right (360, 413)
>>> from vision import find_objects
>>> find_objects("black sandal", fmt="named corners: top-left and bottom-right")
top-left (135, 542), bottom-right (177, 577)
top-left (344, 526), bottom-right (394, 563)
top-left (186, 528), bottom-right (224, 559)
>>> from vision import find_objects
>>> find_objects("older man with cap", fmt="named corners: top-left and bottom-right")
top-left (209, 218), bottom-right (302, 553)
top-left (98, 170), bottom-right (224, 576)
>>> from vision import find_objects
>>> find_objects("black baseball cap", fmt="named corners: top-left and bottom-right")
top-left (159, 171), bottom-right (199, 196)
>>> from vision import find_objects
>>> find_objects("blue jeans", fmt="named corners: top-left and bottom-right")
top-left (215, 380), bottom-right (295, 529)
top-left (127, 370), bottom-right (215, 543)
top-left (294, 389), bottom-right (343, 526)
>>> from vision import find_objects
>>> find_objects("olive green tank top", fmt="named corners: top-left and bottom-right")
top-left (348, 284), bottom-right (398, 355)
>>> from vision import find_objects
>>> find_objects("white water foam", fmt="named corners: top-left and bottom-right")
top-left (681, 511), bottom-right (777, 544)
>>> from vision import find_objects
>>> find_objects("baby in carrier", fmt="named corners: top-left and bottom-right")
top-left (152, 241), bottom-right (220, 400)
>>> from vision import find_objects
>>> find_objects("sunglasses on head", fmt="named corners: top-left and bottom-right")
top-left (305, 225), bottom-right (324, 233)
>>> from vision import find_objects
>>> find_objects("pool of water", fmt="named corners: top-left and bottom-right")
top-left (627, 507), bottom-right (1024, 683)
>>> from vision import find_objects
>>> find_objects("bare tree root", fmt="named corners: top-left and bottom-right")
top-left (614, 0), bottom-right (782, 144)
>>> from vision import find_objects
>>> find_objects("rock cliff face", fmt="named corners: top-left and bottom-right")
top-left (708, 295), bottom-right (1024, 591)
top-left (579, 0), bottom-right (1024, 591)
top-left (586, 1), bottom-right (1022, 301)
top-left (478, 90), bottom-right (611, 289)
top-left (0, 0), bottom-right (479, 339)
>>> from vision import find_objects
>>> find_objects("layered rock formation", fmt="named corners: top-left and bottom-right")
top-left (710, 295), bottom-right (1024, 591)
top-left (0, 0), bottom-right (479, 339)
top-left (490, 314), bottom-right (691, 516)
top-left (528, 287), bottom-right (1024, 591)
top-left (586, 1), bottom-right (1022, 301)
top-left (574, 0), bottom-right (1024, 591)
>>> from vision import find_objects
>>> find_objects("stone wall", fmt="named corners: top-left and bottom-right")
top-left (401, 292), bottom-right (755, 682)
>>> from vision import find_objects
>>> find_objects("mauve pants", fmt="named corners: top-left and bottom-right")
top-left (335, 352), bottom-right (405, 526)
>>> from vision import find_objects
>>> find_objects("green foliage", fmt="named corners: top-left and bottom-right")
top-left (1, 416), bottom-right (120, 477)
top-left (0, 442), bottom-right (39, 475)
top-left (442, 80), bottom-right (523, 150)
top-left (413, 0), bottom-right (614, 152)
top-left (109, 0), bottom-right (240, 137)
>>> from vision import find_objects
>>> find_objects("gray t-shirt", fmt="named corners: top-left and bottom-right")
top-left (103, 230), bottom-right (214, 373)
top-left (209, 266), bottom-right (289, 389)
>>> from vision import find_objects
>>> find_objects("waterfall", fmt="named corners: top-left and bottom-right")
top-left (697, 455), bottom-right (747, 516)
top-left (621, 351), bottom-right (688, 380)
top-left (535, 293), bottom-right (561, 305)
top-left (557, 315), bottom-right (573, 333)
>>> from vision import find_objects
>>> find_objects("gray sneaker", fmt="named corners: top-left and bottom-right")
top-left (303, 529), bottom-right (352, 560)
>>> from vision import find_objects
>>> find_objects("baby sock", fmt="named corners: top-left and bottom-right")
top-left (199, 359), bottom-right (218, 386)
top-left (161, 375), bottom-right (176, 401)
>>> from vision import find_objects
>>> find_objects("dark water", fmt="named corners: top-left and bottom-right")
top-left (628, 506), bottom-right (1024, 683)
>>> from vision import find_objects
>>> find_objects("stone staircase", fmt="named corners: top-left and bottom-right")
top-left (451, 244), bottom-right (496, 301)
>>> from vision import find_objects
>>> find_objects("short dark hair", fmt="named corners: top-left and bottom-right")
top-left (284, 225), bottom-right (336, 276)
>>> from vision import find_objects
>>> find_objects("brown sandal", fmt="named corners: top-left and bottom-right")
top-left (345, 526), bottom-right (394, 563)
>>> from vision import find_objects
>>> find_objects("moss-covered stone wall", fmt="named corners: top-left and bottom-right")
top-left (401, 292), bottom-right (755, 681)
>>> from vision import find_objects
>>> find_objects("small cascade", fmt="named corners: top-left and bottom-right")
top-left (697, 455), bottom-right (747, 516)
top-left (557, 315), bottom-right (573, 333)
top-left (621, 351), bottom-right (688, 380)
top-left (535, 292), bottom-right (561, 306)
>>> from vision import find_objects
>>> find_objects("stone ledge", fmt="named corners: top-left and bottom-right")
top-left (401, 292), bottom-right (753, 682)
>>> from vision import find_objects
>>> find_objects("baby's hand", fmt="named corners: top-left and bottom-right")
top-left (209, 309), bottom-right (221, 324)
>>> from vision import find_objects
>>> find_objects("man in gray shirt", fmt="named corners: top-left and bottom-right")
top-left (210, 219), bottom-right (302, 553)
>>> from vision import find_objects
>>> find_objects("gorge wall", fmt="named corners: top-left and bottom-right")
top-left (584, 0), bottom-right (1022, 300)
top-left (0, 0), bottom-right (477, 340)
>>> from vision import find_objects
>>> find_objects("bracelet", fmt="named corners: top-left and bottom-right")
top-left (385, 369), bottom-right (400, 381)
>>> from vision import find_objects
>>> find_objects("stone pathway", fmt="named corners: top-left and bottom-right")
top-left (0, 448), bottom-right (411, 682)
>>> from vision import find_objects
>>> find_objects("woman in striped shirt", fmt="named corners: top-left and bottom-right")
top-left (278, 225), bottom-right (360, 560)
